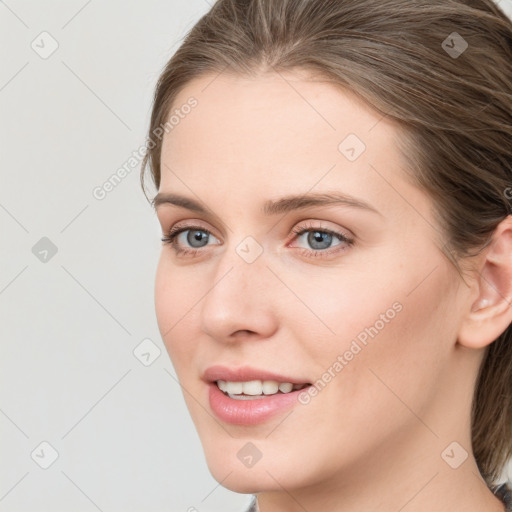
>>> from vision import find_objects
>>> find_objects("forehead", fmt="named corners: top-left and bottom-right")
top-left (158, 70), bottom-right (425, 223)
top-left (167, 71), bottom-right (389, 152)
top-left (163, 70), bottom-right (392, 162)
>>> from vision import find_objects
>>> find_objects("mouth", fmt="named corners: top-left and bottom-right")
top-left (203, 365), bottom-right (314, 424)
top-left (215, 379), bottom-right (312, 400)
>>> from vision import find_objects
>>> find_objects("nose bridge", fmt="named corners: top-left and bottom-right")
top-left (212, 233), bottom-right (268, 299)
top-left (199, 236), bottom-right (277, 339)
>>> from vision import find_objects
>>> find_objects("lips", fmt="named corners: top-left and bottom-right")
top-left (202, 365), bottom-right (311, 385)
top-left (203, 365), bottom-right (313, 425)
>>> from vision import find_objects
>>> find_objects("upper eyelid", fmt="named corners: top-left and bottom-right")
top-left (162, 222), bottom-right (355, 261)
top-left (166, 221), bottom-right (353, 244)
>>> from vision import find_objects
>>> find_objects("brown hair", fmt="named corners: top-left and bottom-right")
top-left (140, 0), bottom-right (512, 485)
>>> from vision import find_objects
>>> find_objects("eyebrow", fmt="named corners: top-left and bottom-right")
top-left (153, 191), bottom-right (382, 218)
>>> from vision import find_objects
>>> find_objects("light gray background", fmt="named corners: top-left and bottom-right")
top-left (1, 1), bottom-right (512, 512)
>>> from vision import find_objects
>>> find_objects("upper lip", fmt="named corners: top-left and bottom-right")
top-left (203, 365), bottom-right (311, 384)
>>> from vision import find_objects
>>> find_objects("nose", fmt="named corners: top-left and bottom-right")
top-left (199, 246), bottom-right (278, 343)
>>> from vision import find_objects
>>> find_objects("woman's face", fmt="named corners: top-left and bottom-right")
top-left (154, 70), bottom-right (474, 493)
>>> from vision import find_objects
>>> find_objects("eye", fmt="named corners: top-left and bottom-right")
top-left (288, 221), bottom-right (354, 258)
top-left (161, 221), bottom-right (354, 259)
top-left (161, 225), bottom-right (220, 257)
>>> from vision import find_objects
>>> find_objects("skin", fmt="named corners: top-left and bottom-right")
top-left (153, 69), bottom-right (512, 512)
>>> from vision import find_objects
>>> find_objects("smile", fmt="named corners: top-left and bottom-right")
top-left (216, 379), bottom-right (310, 399)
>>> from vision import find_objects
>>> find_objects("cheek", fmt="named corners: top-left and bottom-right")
top-left (318, 262), bottom-right (455, 425)
top-left (154, 255), bottom-right (197, 366)
top-left (154, 256), bottom-right (174, 336)
top-left (302, 244), bottom-right (454, 361)
top-left (295, 254), bottom-right (456, 408)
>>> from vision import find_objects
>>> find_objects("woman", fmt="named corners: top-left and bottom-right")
top-left (140, 0), bottom-right (512, 510)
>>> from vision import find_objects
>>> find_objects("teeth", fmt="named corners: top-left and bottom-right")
top-left (243, 380), bottom-right (264, 395)
top-left (263, 381), bottom-right (279, 394)
top-left (278, 382), bottom-right (293, 393)
top-left (216, 380), bottom-right (308, 397)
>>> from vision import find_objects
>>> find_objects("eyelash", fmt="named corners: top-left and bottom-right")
top-left (161, 221), bottom-right (354, 259)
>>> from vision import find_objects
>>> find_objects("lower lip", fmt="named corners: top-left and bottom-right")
top-left (208, 382), bottom-right (308, 425)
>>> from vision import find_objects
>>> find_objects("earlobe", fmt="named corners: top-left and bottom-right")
top-left (458, 216), bottom-right (512, 349)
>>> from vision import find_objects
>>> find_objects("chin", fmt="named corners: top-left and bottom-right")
top-left (201, 440), bottom-right (313, 494)
top-left (205, 462), bottom-right (283, 494)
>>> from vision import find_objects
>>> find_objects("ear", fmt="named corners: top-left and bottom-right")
top-left (457, 215), bottom-right (512, 349)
